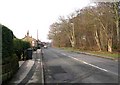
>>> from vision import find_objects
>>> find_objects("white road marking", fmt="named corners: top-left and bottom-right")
top-left (61, 53), bottom-right (67, 56)
top-left (61, 53), bottom-right (110, 72)
top-left (68, 55), bottom-right (108, 72)
top-left (61, 53), bottom-right (118, 76)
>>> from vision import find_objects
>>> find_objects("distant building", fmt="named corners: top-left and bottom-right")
top-left (22, 31), bottom-right (37, 47)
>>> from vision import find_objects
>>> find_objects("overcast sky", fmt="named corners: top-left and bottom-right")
top-left (0, 0), bottom-right (91, 42)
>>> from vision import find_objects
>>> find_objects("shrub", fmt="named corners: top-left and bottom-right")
top-left (2, 25), bottom-right (13, 59)
top-left (1, 25), bottom-right (19, 83)
top-left (13, 38), bottom-right (31, 60)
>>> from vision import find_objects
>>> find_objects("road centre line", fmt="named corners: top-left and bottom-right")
top-left (62, 53), bottom-right (66, 56)
top-left (68, 55), bottom-right (109, 72)
top-left (61, 53), bottom-right (108, 72)
top-left (61, 53), bottom-right (118, 76)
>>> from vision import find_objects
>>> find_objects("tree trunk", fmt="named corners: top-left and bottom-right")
top-left (114, 2), bottom-right (119, 47)
top-left (71, 41), bottom-right (75, 48)
top-left (116, 20), bottom-right (119, 48)
top-left (113, 2), bottom-right (120, 49)
top-left (108, 37), bottom-right (112, 52)
top-left (67, 31), bottom-right (76, 48)
top-left (95, 30), bottom-right (102, 51)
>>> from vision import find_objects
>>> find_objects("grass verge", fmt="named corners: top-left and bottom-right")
top-left (60, 47), bottom-right (119, 60)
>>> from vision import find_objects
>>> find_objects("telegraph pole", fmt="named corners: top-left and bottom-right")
top-left (36, 29), bottom-right (39, 48)
top-left (37, 29), bottom-right (38, 40)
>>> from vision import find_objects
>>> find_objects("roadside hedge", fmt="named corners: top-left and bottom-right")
top-left (1, 24), bottom-right (31, 83)
top-left (2, 26), bottom-right (13, 62)
top-left (1, 25), bottom-right (19, 83)
top-left (13, 38), bottom-right (31, 60)
top-left (0, 24), bottom-right (2, 85)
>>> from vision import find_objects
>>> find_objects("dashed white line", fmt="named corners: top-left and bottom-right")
top-left (61, 53), bottom-right (109, 72)
top-left (87, 63), bottom-right (108, 72)
top-left (61, 53), bottom-right (66, 56)
top-left (68, 55), bottom-right (108, 72)
top-left (61, 53), bottom-right (118, 76)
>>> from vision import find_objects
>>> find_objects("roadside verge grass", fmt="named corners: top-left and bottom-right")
top-left (59, 47), bottom-right (119, 60)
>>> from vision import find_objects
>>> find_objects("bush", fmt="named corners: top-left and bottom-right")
top-left (1, 24), bottom-right (31, 83)
top-left (13, 38), bottom-right (31, 60)
top-left (2, 25), bottom-right (13, 59)
top-left (1, 25), bottom-right (19, 83)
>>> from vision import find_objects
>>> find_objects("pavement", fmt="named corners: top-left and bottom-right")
top-left (19, 61), bottom-right (25, 67)
top-left (10, 60), bottom-right (34, 84)
top-left (8, 50), bottom-right (44, 85)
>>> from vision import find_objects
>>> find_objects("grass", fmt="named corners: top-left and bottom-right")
top-left (88, 51), bottom-right (119, 58)
top-left (60, 47), bottom-right (119, 59)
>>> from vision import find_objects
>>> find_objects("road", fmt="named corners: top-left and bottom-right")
top-left (8, 47), bottom-right (118, 85)
top-left (43, 47), bottom-right (118, 84)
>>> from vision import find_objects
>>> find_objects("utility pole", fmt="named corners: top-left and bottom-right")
top-left (37, 29), bottom-right (38, 40)
top-left (36, 29), bottom-right (39, 48)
